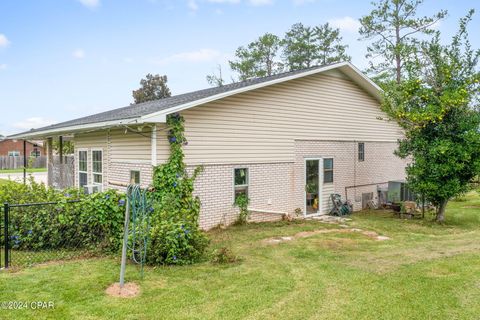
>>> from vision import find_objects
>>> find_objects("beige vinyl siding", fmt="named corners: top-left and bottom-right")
top-left (181, 70), bottom-right (403, 165)
top-left (109, 128), bottom-right (151, 163)
top-left (155, 124), bottom-right (170, 163)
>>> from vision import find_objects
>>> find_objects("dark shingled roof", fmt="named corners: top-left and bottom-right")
top-left (11, 63), bottom-right (341, 137)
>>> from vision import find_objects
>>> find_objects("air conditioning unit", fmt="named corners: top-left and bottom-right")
top-left (84, 184), bottom-right (102, 195)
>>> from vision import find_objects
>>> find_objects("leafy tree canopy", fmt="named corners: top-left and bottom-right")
top-left (229, 33), bottom-right (283, 81)
top-left (382, 10), bottom-right (480, 221)
top-left (132, 74), bottom-right (172, 104)
top-left (359, 0), bottom-right (447, 84)
top-left (282, 22), bottom-right (350, 71)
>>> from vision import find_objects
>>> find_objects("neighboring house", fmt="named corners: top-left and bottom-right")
top-left (9, 62), bottom-right (407, 229)
top-left (0, 139), bottom-right (45, 157)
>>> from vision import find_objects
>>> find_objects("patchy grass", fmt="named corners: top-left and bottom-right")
top-left (0, 168), bottom-right (47, 174)
top-left (1, 193), bottom-right (480, 319)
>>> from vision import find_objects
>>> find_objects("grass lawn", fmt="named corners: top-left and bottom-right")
top-left (1, 193), bottom-right (480, 319)
top-left (0, 168), bottom-right (47, 174)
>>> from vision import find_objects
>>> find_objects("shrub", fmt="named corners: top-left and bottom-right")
top-left (211, 247), bottom-right (239, 264)
top-left (234, 193), bottom-right (249, 225)
top-left (2, 178), bottom-right (125, 252)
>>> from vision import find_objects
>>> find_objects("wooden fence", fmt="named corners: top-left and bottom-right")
top-left (48, 155), bottom-right (75, 189)
top-left (0, 156), bottom-right (47, 170)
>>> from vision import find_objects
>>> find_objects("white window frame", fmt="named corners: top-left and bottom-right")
top-left (30, 149), bottom-right (41, 158)
top-left (77, 148), bottom-right (88, 188)
top-left (8, 151), bottom-right (20, 157)
top-left (91, 148), bottom-right (103, 186)
top-left (304, 157), bottom-right (335, 217)
top-left (233, 167), bottom-right (249, 203)
top-left (323, 158), bottom-right (334, 184)
top-left (358, 142), bottom-right (365, 162)
top-left (130, 170), bottom-right (140, 185)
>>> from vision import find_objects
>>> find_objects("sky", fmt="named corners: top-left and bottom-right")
top-left (0, 0), bottom-right (479, 136)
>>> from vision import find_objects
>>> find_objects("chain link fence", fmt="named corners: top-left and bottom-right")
top-left (1, 199), bottom-right (118, 269)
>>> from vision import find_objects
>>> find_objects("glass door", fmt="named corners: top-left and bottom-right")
top-left (305, 159), bottom-right (320, 215)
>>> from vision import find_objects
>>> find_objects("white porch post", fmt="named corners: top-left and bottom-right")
top-left (151, 125), bottom-right (157, 166)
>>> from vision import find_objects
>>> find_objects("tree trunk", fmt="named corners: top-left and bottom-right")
top-left (394, 2), bottom-right (401, 84)
top-left (395, 25), bottom-right (401, 84)
top-left (436, 199), bottom-right (448, 222)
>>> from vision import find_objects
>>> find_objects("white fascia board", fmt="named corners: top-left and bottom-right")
top-left (8, 118), bottom-right (142, 140)
top-left (140, 62), bottom-right (359, 121)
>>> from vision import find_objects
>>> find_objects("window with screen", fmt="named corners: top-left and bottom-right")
top-left (358, 142), bottom-right (365, 162)
top-left (78, 150), bottom-right (88, 187)
top-left (324, 158), bottom-right (333, 183)
top-left (92, 150), bottom-right (103, 185)
top-left (130, 170), bottom-right (140, 184)
top-left (234, 168), bottom-right (248, 201)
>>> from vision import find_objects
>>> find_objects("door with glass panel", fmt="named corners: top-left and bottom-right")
top-left (305, 159), bottom-right (322, 215)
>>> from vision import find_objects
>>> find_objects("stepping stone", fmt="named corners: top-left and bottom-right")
top-left (376, 236), bottom-right (391, 241)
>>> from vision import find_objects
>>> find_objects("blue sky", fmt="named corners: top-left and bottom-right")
top-left (1, 0), bottom-right (479, 135)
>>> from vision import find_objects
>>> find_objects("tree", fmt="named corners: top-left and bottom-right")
top-left (132, 74), bottom-right (172, 104)
top-left (359, 0), bottom-right (447, 84)
top-left (206, 64), bottom-right (225, 87)
top-left (382, 10), bottom-right (480, 222)
top-left (312, 23), bottom-right (351, 65)
top-left (282, 23), bottom-right (317, 70)
top-left (229, 33), bottom-right (283, 81)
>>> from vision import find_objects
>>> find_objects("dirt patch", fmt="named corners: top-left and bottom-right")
top-left (262, 228), bottom-right (390, 244)
top-left (106, 282), bottom-right (140, 298)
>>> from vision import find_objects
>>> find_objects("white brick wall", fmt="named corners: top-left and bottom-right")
top-left (294, 140), bottom-right (407, 212)
top-left (74, 139), bottom-right (406, 230)
top-left (189, 162), bottom-right (293, 230)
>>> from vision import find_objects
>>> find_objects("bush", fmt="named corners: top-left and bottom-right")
top-left (234, 193), bottom-right (249, 225)
top-left (211, 247), bottom-right (239, 264)
top-left (2, 178), bottom-right (126, 252)
top-left (147, 218), bottom-right (209, 265)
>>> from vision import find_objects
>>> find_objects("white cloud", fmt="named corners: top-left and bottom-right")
top-left (292, 0), bottom-right (316, 5)
top-left (0, 64), bottom-right (6, 70)
top-left (77, 0), bottom-right (100, 9)
top-left (152, 48), bottom-right (222, 65)
top-left (248, 0), bottom-right (273, 5)
top-left (13, 117), bottom-right (56, 130)
top-left (206, 0), bottom-right (241, 3)
top-left (328, 16), bottom-right (361, 33)
top-left (0, 34), bottom-right (10, 48)
top-left (72, 49), bottom-right (86, 59)
top-left (188, 0), bottom-right (199, 11)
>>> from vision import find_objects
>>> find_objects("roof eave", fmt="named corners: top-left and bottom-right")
top-left (7, 117), bottom-right (146, 140)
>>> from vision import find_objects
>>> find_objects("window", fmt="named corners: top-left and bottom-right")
top-left (358, 142), bottom-right (365, 162)
top-left (8, 151), bottom-right (19, 157)
top-left (30, 148), bottom-right (41, 158)
top-left (78, 150), bottom-right (88, 187)
top-left (234, 168), bottom-right (248, 201)
top-left (92, 150), bottom-right (103, 185)
top-left (323, 158), bottom-right (333, 183)
top-left (130, 170), bottom-right (140, 184)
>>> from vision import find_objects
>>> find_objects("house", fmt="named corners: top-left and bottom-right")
top-left (9, 62), bottom-right (407, 229)
top-left (0, 139), bottom-right (45, 157)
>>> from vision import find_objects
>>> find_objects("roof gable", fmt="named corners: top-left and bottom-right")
top-left (9, 62), bottom-right (381, 139)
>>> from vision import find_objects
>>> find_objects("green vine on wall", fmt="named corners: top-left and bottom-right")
top-left (152, 113), bottom-right (203, 222)
top-left (149, 113), bottom-right (208, 265)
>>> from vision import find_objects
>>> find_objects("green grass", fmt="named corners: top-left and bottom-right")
top-left (0, 168), bottom-right (47, 174)
top-left (2, 192), bottom-right (480, 319)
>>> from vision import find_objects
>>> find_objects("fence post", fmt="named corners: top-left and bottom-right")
top-left (3, 203), bottom-right (9, 269)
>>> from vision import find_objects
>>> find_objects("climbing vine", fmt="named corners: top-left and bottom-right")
top-left (148, 113), bottom-right (208, 265)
